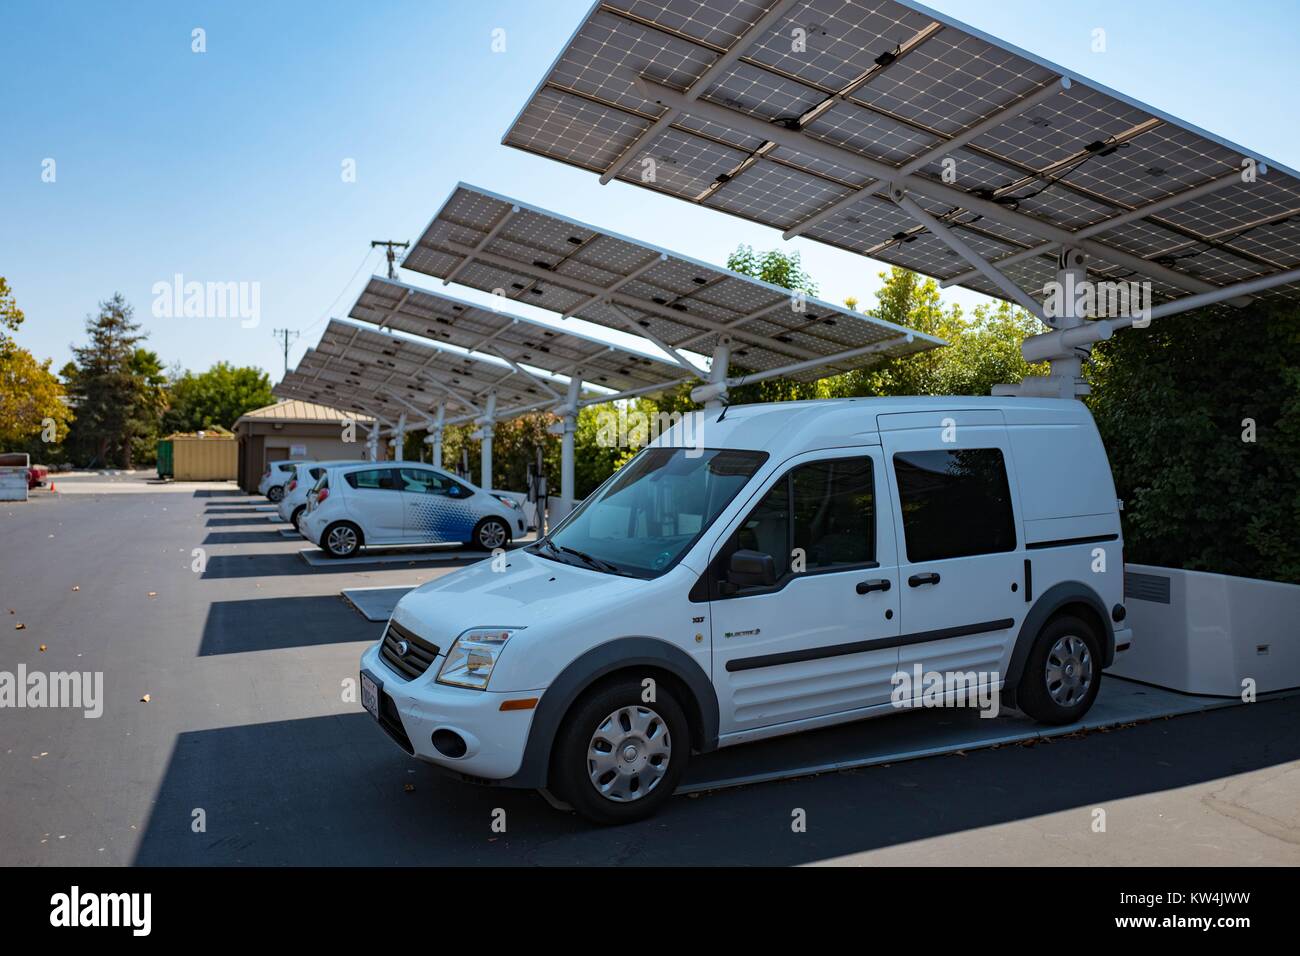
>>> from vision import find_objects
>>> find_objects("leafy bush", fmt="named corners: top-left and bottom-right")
top-left (1088, 304), bottom-right (1300, 584)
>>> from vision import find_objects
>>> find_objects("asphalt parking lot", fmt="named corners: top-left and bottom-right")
top-left (2, 475), bottom-right (1298, 866)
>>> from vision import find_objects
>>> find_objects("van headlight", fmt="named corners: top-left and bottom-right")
top-left (436, 628), bottom-right (520, 690)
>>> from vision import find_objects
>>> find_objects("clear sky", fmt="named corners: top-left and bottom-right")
top-left (3, 0), bottom-right (1298, 380)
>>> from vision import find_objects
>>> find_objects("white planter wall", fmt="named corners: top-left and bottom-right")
top-left (1109, 563), bottom-right (1300, 696)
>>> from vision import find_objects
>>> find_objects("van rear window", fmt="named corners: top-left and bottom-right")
top-left (893, 449), bottom-right (1015, 562)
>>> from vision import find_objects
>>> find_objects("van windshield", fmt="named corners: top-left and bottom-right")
top-left (539, 447), bottom-right (767, 578)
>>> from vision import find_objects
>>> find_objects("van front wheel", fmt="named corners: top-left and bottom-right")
top-left (551, 678), bottom-right (690, 825)
top-left (1018, 614), bottom-right (1102, 725)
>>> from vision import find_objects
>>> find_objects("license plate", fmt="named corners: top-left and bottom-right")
top-left (361, 672), bottom-right (380, 720)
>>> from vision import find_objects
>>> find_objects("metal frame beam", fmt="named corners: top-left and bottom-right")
top-left (784, 77), bottom-right (1072, 241)
top-left (441, 203), bottom-right (519, 287)
top-left (635, 77), bottom-right (1242, 302)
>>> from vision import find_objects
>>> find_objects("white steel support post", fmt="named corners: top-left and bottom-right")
top-left (694, 337), bottom-right (733, 413)
top-left (560, 375), bottom-right (581, 506)
top-left (366, 422), bottom-right (380, 461)
top-left (423, 403), bottom-right (446, 470)
top-left (478, 391), bottom-right (497, 491)
top-left (992, 247), bottom-right (1091, 400)
top-left (391, 413), bottom-right (407, 462)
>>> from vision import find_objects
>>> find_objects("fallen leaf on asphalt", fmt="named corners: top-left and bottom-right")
top-left (140, 694), bottom-right (151, 703)
top-left (39, 644), bottom-right (46, 652)
top-left (15, 623), bottom-right (26, 630)
top-left (403, 783), bottom-right (415, 793)
top-left (147, 592), bottom-right (157, 598)
top-left (71, 586), bottom-right (79, 592)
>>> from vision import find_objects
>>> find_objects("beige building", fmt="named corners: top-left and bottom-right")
top-left (232, 400), bottom-right (380, 493)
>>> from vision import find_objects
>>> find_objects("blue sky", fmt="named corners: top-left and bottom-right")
top-left (3, 0), bottom-right (1298, 379)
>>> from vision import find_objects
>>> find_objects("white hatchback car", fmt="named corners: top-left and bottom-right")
top-left (359, 396), bottom-right (1133, 824)
top-left (258, 459), bottom-right (302, 503)
top-left (300, 461), bottom-right (525, 558)
top-left (276, 460), bottom-right (364, 531)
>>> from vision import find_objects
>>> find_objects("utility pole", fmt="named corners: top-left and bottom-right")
top-left (371, 240), bottom-right (410, 280)
top-left (272, 328), bottom-right (299, 376)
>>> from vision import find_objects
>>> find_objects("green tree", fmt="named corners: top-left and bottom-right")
top-left (0, 278), bottom-right (75, 457)
top-left (63, 293), bottom-right (157, 468)
top-left (163, 362), bottom-right (275, 433)
top-left (1087, 303), bottom-right (1300, 583)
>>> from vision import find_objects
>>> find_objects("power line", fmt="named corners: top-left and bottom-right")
top-left (272, 328), bottom-right (299, 376)
top-left (370, 240), bottom-right (410, 280)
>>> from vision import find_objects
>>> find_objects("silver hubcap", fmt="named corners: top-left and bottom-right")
top-left (1046, 634), bottom-right (1093, 707)
top-left (587, 705), bottom-right (671, 803)
top-left (328, 526), bottom-right (358, 555)
top-left (479, 521), bottom-right (507, 549)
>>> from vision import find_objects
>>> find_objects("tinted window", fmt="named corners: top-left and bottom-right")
top-left (308, 467), bottom-right (324, 480)
top-left (893, 449), bottom-right (1015, 562)
top-left (728, 456), bottom-right (875, 583)
top-left (345, 468), bottom-right (398, 491)
top-left (399, 467), bottom-right (469, 496)
top-left (793, 457), bottom-right (874, 570)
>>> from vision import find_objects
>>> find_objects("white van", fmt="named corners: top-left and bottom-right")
top-left (360, 397), bottom-right (1132, 823)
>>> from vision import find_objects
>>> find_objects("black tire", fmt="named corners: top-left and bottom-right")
top-left (550, 677), bottom-right (690, 825)
top-left (321, 521), bottom-right (363, 559)
top-left (291, 506), bottom-right (306, 530)
top-left (471, 516), bottom-right (511, 551)
top-left (1018, 614), bottom-right (1103, 725)
top-left (267, 484), bottom-right (285, 503)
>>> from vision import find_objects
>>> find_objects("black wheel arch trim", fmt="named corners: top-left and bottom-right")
top-left (1004, 581), bottom-right (1115, 705)
top-left (499, 636), bottom-right (719, 790)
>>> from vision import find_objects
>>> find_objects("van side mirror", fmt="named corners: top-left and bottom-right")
top-left (726, 549), bottom-right (777, 590)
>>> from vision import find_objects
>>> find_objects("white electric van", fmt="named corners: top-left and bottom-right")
top-left (360, 397), bottom-right (1132, 824)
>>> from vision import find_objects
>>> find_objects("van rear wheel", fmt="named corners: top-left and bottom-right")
top-left (551, 678), bottom-right (689, 825)
top-left (267, 484), bottom-right (285, 503)
top-left (1018, 614), bottom-right (1102, 725)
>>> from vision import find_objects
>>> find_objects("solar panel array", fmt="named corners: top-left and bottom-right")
top-left (273, 320), bottom-right (558, 425)
top-left (347, 276), bottom-right (691, 395)
top-left (401, 183), bottom-right (943, 380)
top-left (504, 0), bottom-right (1300, 309)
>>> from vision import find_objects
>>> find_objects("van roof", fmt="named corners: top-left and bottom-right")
top-left (653, 396), bottom-right (1095, 456)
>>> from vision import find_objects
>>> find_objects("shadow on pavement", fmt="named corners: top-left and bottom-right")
top-left (133, 695), bottom-right (1300, 865)
top-left (199, 595), bottom-right (381, 656)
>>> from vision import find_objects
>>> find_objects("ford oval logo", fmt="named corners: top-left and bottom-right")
top-left (395, 640), bottom-right (410, 657)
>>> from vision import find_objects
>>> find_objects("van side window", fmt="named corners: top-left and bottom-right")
top-left (793, 457), bottom-right (874, 570)
top-left (892, 449), bottom-right (1015, 562)
top-left (727, 456), bottom-right (875, 585)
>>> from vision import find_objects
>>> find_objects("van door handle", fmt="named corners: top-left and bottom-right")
top-left (908, 572), bottom-right (941, 587)
top-left (856, 578), bottom-right (891, 595)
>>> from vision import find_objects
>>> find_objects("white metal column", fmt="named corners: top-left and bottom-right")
top-left (391, 412), bottom-right (407, 462)
top-left (992, 247), bottom-right (1090, 399)
top-left (477, 391), bottom-right (497, 491)
top-left (423, 403), bottom-right (445, 470)
top-left (692, 337), bottom-right (733, 412)
top-left (554, 374), bottom-right (583, 523)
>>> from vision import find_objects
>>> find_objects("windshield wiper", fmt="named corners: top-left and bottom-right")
top-left (556, 545), bottom-right (624, 575)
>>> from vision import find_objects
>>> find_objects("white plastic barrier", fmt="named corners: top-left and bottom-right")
top-left (1109, 563), bottom-right (1300, 696)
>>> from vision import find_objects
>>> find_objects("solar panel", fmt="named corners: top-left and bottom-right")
top-left (503, 0), bottom-right (1300, 310)
top-left (274, 320), bottom-right (563, 427)
top-left (401, 182), bottom-right (943, 382)
top-left (347, 276), bottom-right (691, 396)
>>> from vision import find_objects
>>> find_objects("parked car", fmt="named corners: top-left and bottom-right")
top-left (299, 461), bottom-right (526, 558)
top-left (358, 397), bottom-right (1133, 824)
top-left (258, 459), bottom-right (302, 502)
top-left (27, 464), bottom-right (49, 489)
top-left (277, 460), bottom-right (364, 531)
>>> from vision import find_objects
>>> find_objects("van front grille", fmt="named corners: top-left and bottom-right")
top-left (380, 620), bottom-right (440, 680)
